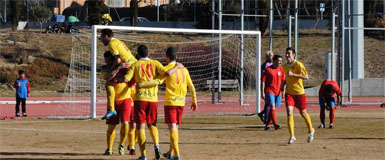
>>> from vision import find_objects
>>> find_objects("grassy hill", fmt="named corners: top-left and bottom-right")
top-left (0, 29), bottom-right (383, 97)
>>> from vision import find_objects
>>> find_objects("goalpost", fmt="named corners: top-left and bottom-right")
top-left (53, 25), bottom-right (262, 118)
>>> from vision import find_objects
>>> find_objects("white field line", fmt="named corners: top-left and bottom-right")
top-left (0, 100), bottom-right (107, 105)
top-left (0, 127), bottom-right (106, 134)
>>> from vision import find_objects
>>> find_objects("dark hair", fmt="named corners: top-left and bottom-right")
top-left (166, 47), bottom-right (176, 60)
top-left (104, 51), bottom-right (112, 58)
top-left (101, 29), bottom-right (113, 37)
top-left (286, 47), bottom-right (296, 55)
top-left (137, 45), bottom-right (148, 58)
top-left (326, 84), bottom-right (334, 93)
top-left (18, 70), bottom-right (25, 75)
top-left (273, 55), bottom-right (282, 61)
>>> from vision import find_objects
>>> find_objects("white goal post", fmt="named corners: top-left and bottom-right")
top-left (90, 25), bottom-right (261, 118)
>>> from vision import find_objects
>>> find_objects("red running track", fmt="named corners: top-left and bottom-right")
top-left (0, 96), bottom-right (384, 118)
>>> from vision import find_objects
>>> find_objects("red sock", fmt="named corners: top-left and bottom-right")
top-left (267, 113), bottom-right (273, 126)
top-left (330, 107), bottom-right (335, 124)
top-left (271, 109), bottom-right (277, 125)
top-left (320, 107), bottom-right (325, 125)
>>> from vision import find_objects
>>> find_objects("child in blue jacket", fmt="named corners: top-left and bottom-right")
top-left (13, 70), bottom-right (30, 117)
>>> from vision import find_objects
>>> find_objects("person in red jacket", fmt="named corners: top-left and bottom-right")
top-left (318, 79), bottom-right (342, 129)
top-left (261, 55), bottom-right (285, 131)
top-left (13, 70), bottom-right (30, 117)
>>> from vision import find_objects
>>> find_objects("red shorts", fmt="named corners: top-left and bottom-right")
top-left (134, 101), bottom-right (158, 124)
top-left (164, 106), bottom-right (184, 125)
top-left (285, 93), bottom-right (307, 110)
top-left (106, 98), bottom-right (131, 125)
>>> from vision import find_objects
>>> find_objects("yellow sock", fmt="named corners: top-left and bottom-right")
top-left (120, 122), bottom-right (129, 146)
top-left (287, 116), bottom-right (295, 137)
top-left (137, 129), bottom-right (146, 157)
top-left (106, 124), bottom-right (116, 149)
top-left (304, 114), bottom-right (314, 133)
top-left (107, 85), bottom-right (115, 111)
top-left (168, 129), bottom-right (174, 154)
top-left (170, 129), bottom-right (179, 157)
top-left (129, 126), bottom-right (136, 149)
top-left (148, 125), bottom-right (159, 145)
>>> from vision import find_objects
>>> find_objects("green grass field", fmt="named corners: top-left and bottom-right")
top-left (1, 108), bottom-right (384, 159)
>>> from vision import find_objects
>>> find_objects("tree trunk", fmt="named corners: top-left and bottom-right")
top-left (302, 0), bottom-right (310, 16)
top-left (130, 0), bottom-right (139, 26)
top-left (286, 0), bottom-right (290, 18)
top-left (274, 1), bottom-right (282, 19)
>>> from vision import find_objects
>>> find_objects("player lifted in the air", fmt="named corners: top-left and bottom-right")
top-left (100, 29), bottom-right (137, 120)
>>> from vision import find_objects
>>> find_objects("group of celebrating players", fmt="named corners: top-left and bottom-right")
top-left (98, 28), bottom-right (342, 159)
top-left (99, 29), bottom-right (197, 160)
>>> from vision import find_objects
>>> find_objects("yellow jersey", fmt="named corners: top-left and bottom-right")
top-left (108, 38), bottom-right (137, 66)
top-left (158, 62), bottom-right (197, 106)
top-left (124, 58), bottom-right (168, 102)
top-left (283, 61), bottom-right (307, 95)
top-left (101, 71), bottom-right (132, 101)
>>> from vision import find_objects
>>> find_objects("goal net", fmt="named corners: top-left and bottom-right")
top-left (51, 26), bottom-right (261, 118)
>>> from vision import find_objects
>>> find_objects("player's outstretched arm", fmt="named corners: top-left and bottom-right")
top-left (166, 63), bottom-right (184, 76)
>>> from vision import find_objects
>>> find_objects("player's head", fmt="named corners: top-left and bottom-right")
top-left (326, 84), bottom-right (335, 96)
top-left (100, 29), bottom-right (113, 46)
top-left (103, 51), bottom-right (113, 65)
top-left (165, 47), bottom-right (176, 63)
top-left (265, 51), bottom-right (274, 62)
top-left (18, 70), bottom-right (25, 78)
top-left (285, 47), bottom-right (296, 63)
top-left (137, 45), bottom-right (149, 58)
top-left (272, 55), bottom-right (283, 68)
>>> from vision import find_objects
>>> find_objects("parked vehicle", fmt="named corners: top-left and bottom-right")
top-left (120, 17), bottom-right (150, 22)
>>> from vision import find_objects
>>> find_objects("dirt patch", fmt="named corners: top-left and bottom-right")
top-left (0, 109), bottom-right (384, 159)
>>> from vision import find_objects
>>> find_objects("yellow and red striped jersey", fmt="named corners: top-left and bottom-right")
top-left (108, 38), bottom-right (137, 66)
top-left (124, 58), bottom-right (168, 102)
top-left (157, 62), bottom-right (197, 106)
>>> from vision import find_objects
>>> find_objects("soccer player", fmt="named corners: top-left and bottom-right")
top-left (121, 45), bottom-right (183, 160)
top-left (282, 47), bottom-right (314, 144)
top-left (102, 51), bottom-right (134, 156)
top-left (139, 47), bottom-right (197, 160)
top-left (258, 51), bottom-right (275, 124)
top-left (13, 70), bottom-right (30, 117)
top-left (318, 79), bottom-right (342, 129)
top-left (261, 55), bottom-right (285, 131)
top-left (100, 29), bottom-right (137, 120)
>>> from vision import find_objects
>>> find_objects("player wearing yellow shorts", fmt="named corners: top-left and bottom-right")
top-left (100, 29), bottom-right (137, 120)
top-left (282, 48), bottom-right (314, 144)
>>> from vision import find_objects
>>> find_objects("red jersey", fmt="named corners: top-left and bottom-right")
top-left (262, 66), bottom-right (285, 96)
top-left (318, 80), bottom-right (342, 97)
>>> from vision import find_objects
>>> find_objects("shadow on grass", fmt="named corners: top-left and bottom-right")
top-left (329, 137), bottom-right (385, 140)
top-left (0, 152), bottom-right (99, 157)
